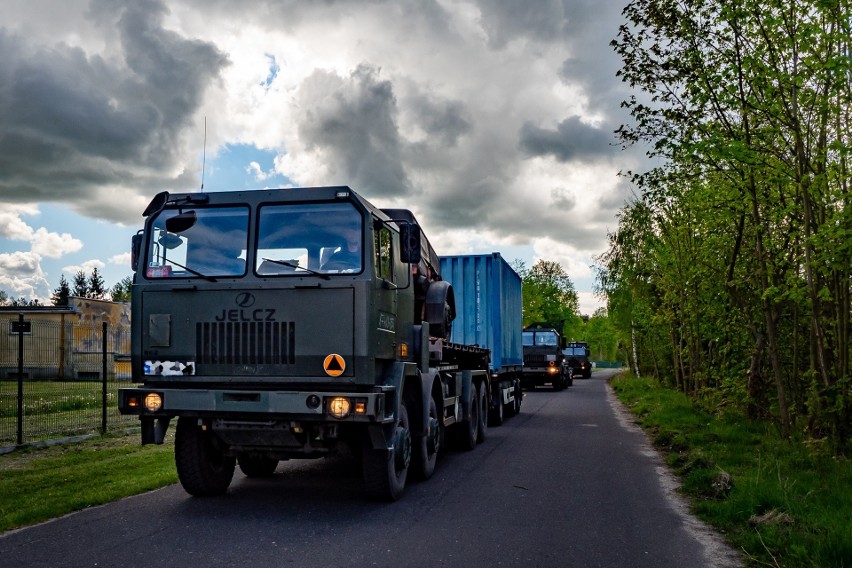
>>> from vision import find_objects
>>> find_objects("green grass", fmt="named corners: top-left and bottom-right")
top-left (0, 431), bottom-right (176, 533)
top-left (611, 374), bottom-right (852, 568)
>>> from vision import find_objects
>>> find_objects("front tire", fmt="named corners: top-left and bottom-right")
top-left (175, 417), bottom-right (235, 496)
top-left (363, 403), bottom-right (411, 501)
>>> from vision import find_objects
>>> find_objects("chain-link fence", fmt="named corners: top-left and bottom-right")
top-left (0, 315), bottom-right (138, 447)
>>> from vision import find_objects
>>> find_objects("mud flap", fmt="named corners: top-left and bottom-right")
top-left (141, 416), bottom-right (171, 445)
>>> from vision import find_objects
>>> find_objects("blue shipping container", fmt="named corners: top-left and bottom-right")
top-left (439, 253), bottom-right (523, 373)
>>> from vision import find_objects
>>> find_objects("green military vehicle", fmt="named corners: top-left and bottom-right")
top-left (564, 341), bottom-right (592, 379)
top-left (118, 186), bottom-right (505, 501)
top-left (521, 323), bottom-right (570, 390)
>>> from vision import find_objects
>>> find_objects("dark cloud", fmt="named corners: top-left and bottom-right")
top-left (407, 94), bottom-right (472, 147)
top-left (477, 0), bottom-right (569, 49)
top-left (519, 116), bottom-right (613, 162)
top-left (0, 0), bottom-right (227, 222)
top-left (295, 64), bottom-right (412, 198)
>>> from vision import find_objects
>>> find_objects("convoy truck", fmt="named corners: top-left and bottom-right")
top-left (522, 323), bottom-right (569, 390)
top-left (564, 341), bottom-right (592, 379)
top-left (118, 186), bottom-right (501, 501)
top-left (440, 254), bottom-right (524, 426)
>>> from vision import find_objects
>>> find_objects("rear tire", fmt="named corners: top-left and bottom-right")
top-left (477, 382), bottom-right (489, 443)
top-left (491, 389), bottom-right (505, 426)
top-left (412, 396), bottom-right (440, 480)
top-left (457, 385), bottom-right (479, 451)
top-left (175, 417), bottom-right (235, 496)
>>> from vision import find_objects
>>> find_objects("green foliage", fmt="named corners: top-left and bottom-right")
top-left (51, 274), bottom-right (71, 307)
top-left (110, 275), bottom-right (132, 302)
top-left (602, 0), bottom-right (852, 451)
top-left (518, 259), bottom-right (579, 330)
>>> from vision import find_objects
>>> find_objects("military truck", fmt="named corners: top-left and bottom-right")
top-left (118, 186), bottom-right (499, 501)
top-left (521, 323), bottom-right (569, 390)
top-left (564, 341), bottom-right (592, 379)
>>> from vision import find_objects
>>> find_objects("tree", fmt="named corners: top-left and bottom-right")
top-left (111, 276), bottom-right (132, 302)
top-left (0, 290), bottom-right (8, 306)
top-left (520, 260), bottom-right (580, 334)
top-left (88, 268), bottom-right (107, 299)
top-left (51, 274), bottom-right (71, 307)
top-left (72, 270), bottom-right (89, 298)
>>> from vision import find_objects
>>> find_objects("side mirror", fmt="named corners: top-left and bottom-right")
top-left (165, 210), bottom-right (197, 234)
top-left (143, 191), bottom-right (170, 217)
top-left (400, 223), bottom-right (421, 263)
top-left (131, 232), bottom-right (143, 271)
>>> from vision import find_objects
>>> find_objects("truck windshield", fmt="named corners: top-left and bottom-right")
top-left (523, 331), bottom-right (559, 346)
top-left (146, 206), bottom-right (249, 279)
top-left (256, 202), bottom-right (363, 275)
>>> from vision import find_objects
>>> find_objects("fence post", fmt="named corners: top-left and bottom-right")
top-left (102, 321), bottom-right (108, 434)
top-left (17, 313), bottom-right (24, 445)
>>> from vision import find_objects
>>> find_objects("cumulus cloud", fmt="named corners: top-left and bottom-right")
top-left (1, 0), bottom-right (643, 309)
top-left (0, 0), bottom-right (228, 224)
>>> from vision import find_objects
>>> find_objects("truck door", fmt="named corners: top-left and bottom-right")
top-left (373, 220), bottom-right (397, 361)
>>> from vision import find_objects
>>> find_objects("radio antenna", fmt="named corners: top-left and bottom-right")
top-left (200, 116), bottom-right (207, 192)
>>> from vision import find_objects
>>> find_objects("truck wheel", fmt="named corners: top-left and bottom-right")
top-left (457, 386), bottom-right (479, 451)
top-left (412, 396), bottom-right (440, 480)
top-left (238, 454), bottom-right (279, 478)
top-left (175, 417), bottom-right (235, 496)
top-left (477, 382), bottom-right (489, 443)
top-left (363, 403), bottom-right (410, 501)
top-left (490, 390), bottom-right (505, 426)
top-left (512, 381), bottom-right (523, 415)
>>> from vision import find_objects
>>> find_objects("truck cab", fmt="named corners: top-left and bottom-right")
top-left (119, 186), bottom-right (484, 501)
top-left (564, 341), bottom-right (592, 379)
top-left (521, 323), bottom-right (569, 390)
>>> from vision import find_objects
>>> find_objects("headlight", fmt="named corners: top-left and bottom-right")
top-left (328, 397), bottom-right (351, 419)
top-left (144, 393), bottom-right (163, 412)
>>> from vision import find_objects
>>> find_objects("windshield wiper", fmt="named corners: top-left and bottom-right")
top-left (262, 258), bottom-right (330, 280)
top-left (164, 259), bottom-right (218, 282)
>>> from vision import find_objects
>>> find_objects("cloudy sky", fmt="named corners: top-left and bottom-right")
top-left (0, 0), bottom-right (643, 315)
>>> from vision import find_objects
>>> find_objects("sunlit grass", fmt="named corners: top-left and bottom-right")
top-left (0, 431), bottom-right (176, 533)
top-left (612, 374), bottom-right (851, 568)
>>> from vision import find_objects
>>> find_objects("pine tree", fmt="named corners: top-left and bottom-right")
top-left (72, 270), bottom-right (89, 297)
top-left (52, 274), bottom-right (71, 306)
top-left (88, 267), bottom-right (107, 299)
top-left (110, 276), bottom-right (133, 302)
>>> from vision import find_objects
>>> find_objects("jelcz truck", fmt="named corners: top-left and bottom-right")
top-left (522, 323), bottom-right (569, 390)
top-left (118, 186), bottom-right (495, 501)
top-left (440, 254), bottom-right (524, 425)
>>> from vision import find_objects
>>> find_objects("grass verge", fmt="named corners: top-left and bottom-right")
top-left (611, 374), bottom-right (851, 568)
top-left (0, 431), bottom-right (176, 534)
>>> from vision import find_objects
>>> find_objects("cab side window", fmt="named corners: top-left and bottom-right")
top-left (374, 224), bottom-right (393, 281)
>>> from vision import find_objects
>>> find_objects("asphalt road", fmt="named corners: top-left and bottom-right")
top-left (0, 370), bottom-right (741, 568)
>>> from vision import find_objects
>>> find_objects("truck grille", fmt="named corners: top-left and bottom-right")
top-left (196, 321), bottom-right (296, 365)
top-left (524, 353), bottom-right (551, 366)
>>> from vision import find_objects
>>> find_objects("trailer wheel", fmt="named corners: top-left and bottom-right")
top-left (490, 390), bottom-right (505, 426)
top-left (363, 403), bottom-right (411, 501)
top-left (457, 386), bottom-right (479, 451)
top-left (238, 454), bottom-right (279, 478)
top-left (477, 382), bottom-right (489, 443)
top-left (512, 380), bottom-right (523, 415)
top-left (412, 396), bottom-right (440, 480)
top-left (175, 417), bottom-right (235, 496)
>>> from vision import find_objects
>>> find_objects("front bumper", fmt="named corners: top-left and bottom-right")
top-left (118, 386), bottom-right (392, 423)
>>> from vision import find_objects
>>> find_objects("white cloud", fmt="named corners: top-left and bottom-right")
top-left (62, 259), bottom-right (106, 275)
top-left (30, 228), bottom-right (83, 258)
top-left (109, 252), bottom-right (132, 267)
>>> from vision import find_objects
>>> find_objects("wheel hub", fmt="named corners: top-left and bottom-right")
top-left (393, 425), bottom-right (411, 471)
